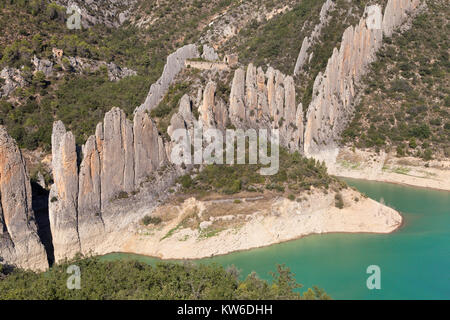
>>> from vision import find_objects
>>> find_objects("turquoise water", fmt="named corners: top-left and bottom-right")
top-left (101, 179), bottom-right (450, 299)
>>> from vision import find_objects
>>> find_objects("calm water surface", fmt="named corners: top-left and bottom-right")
top-left (101, 179), bottom-right (450, 299)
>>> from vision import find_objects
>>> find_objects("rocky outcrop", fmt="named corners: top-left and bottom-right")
top-left (197, 81), bottom-right (229, 130)
top-left (134, 111), bottom-right (166, 186)
top-left (64, 56), bottom-right (137, 81)
top-left (383, 0), bottom-right (420, 37)
top-left (136, 45), bottom-right (200, 114)
top-left (49, 107), bottom-right (169, 262)
top-left (32, 56), bottom-right (53, 77)
top-left (55, 0), bottom-right (138, 28)
top-left (229, 68), bottom-right (246, 124)
top-left (293, 0), bottom-right (335, 75)
top-left (77, 135), bottom-right (104, 253)
top-left (0, 127), bottom-right (48, 270)
top-left (0, 67), bottom-right (27, 98)
top-left (1, 56), bottom-right (135, 98)
top-left (201, 45), bottom-right (219, 61)
top-left (100, 108), bottom-right (135, 206)
top-left (228, 64), bottom-right (303, 151)
top-left (303, 1), bottom-right (420, 155)
top-left (49, 121), bottom-right (81, 262)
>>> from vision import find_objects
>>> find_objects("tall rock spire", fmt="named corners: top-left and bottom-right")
top-left (303, 1), bottom-right (420, 155)
top-left (0, 126), bottom-right (48, 270)
top-left (49, 121), bottom-right (81, 262)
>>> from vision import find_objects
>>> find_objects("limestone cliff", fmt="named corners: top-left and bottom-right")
top-left (303, 0), bottom-right (420, 156)
top-left (0, 127), bottom-right (48, 270)
top-left (136, 44), bottom-right (200, 114)
top-left (293, 0), bottom-right (335, 75)
top-left (49, 108), bottom-right (169, 261)
top-left (383, 0), bottom-right (421, 37)
top-left (229, 64), bottom-right (303, 151)
top-left (49, 121), bottom-right (81, 261)
top-left (4, 0), bottom-right (423, 269)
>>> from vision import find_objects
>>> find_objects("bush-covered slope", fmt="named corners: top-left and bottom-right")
top-left (0, 257), bottom-right (330, 300)
top-left (177, 148), bottom-right (344, 197)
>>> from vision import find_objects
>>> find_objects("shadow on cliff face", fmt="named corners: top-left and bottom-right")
top-left (31, 182), bottom-right (55, 266)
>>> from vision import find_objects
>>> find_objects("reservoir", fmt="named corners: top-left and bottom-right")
top-left (102, 179), bottom-right (450, 299)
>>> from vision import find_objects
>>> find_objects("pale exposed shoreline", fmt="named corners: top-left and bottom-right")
top-left (309, 147), bottom-right (450, 192)
top-left (106, 188), bottom-right (403, 261)
top-left (106, 219), bottom-right (405, 262)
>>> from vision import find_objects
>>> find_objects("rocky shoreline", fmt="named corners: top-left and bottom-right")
top-left (310, 147), bottom-right (450, 192)
top-left (110, 188), bottom-right (402, 260)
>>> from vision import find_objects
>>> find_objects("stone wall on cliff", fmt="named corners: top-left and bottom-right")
top-left (303, 0), bottom-right (420, 156)
top-left (0, 127), bottom-right (48, 270)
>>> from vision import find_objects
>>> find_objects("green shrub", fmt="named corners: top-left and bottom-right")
top-left (224, 179), bottom-right (242, 195)
top-left (422, 148), bottom-right (433, 161)
top-left (116, 191), bottom-right (129, 200)
top-left (335, 193), bottom-right (344, 209)
top-left (179, 175), bottom-right (193, 189)
top-left (142, 215), bottom-right (162, 226)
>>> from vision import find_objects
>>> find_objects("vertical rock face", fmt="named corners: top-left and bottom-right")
top-left (49, 121), bottom-right (81, 262)
top-left (256, 67), bottom-right (269, 119)
top-left (134, 110), bottom-right (166, 186)
top-left (100, 108), bottom-right (135, 207)
top-left (245, 64), bottom-right (258, 123)
top-left (49, 107), bottom-right (167, 262)
top-left (199, 81), bottom-right (217, 128)
top-left (0, 127), bottom-right (47, 270)
top-left (168, 94), bottom-right (196, 139)
top-left (293, 0), bottom-right (335, 75)
top-left (136, 44), bottom-right (199, 114)
top-left (226, 65), bottom-right (303, 151)
top-left (201, 45), bottom-right (219, 61)
top-left (229, 68), bottom-right (246, 124)
top-left (283, 76), bottom-right (297, 144)
top-left (77, 135), bottom-right (104, 253)
top-left (293, 103), bottom-right (304, 149)
top-left (303, 1), bottom-right (419, 155)
top-left (383, 0), bottom-right (420, 37)
top-left (168, 94), bottom-right (195, 164)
